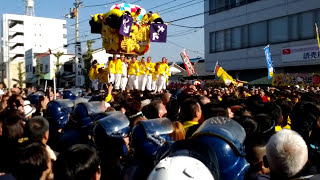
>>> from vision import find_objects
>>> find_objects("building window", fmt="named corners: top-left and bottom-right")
top-left (241, 25), bottom-right (248, 48)
top-left (268, 16), bottom-right (288, 43)
top-left (249, 21), bottom-right (267, 46)
top-left (231, 27), bottom-right (241, 49)
top-left (209, 32), bottom-right (215, 53)
top-left (215, 30), bottom-right (225, 52)
top-left (209, 0), bottom-right (258, 14)
top-left (45, 65), bottom-right (48, 73)
top-left (289, 15), bottom-right (299, 41)
top-left (299, 11), bottom-right (314, 39)
top-left (225, 29), bottom-right (231, 50)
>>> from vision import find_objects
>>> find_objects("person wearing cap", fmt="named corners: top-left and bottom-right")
top-left (127, 56), bottom-right (140, 90)
top-left (114, 55), bottom-right (123, 90)
top-left (145, 56), bottom-right (155, 91)
top-left (138, 57), bottom-right (148, 91)
top-left (23, 100), bottom-right (36, 119)
top-left (121, 56), bottom-right (129, 91)
top-left (108, 55), bottom-right (117, 85)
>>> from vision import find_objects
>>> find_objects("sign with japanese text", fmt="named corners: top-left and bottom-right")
top-left (75, 42), bottom-right (84, 87)
top-left (150, 23), bottom-right (167, 43)
top-left (282, 45), bottom-right (320, 62)
top-left (264, 45), bottom-right (274, 79)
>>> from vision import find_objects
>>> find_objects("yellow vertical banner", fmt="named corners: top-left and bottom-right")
top-left (316, 23), bottom-right (320, 51)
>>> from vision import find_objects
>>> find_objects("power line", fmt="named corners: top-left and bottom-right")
top-left (167, 40), bottom-right (204, 55)
top-left (161, 0), bottom-right (205, 15)
top-left (157, 0), bottom-right (201, 13)
top-left (170, 23), bottom-right (203, 28)
top-left (82, 0), bottom-right (119, 8)
top-left (147, 0), bottom-right (177, 11)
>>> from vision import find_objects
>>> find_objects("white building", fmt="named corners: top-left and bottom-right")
top-left (92, 48), bottom-right (113, 67)
top-left (1, 14), bottom-right (67, 87)
top-left (204, 0), bottom-right (320, 81)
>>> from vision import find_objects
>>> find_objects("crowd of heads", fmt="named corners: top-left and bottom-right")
top-left (0, 81), bottom-right (320, 180)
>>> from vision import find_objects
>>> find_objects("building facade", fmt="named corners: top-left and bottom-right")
top-left (1, 14), bottom-right (67, 87)
top-left (205, 0), bottom-right (320, 81)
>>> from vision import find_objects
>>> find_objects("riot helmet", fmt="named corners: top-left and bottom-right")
top-left (191, 116), bottom-right (249, 180)
top-left (73, 101), bottom-right (106, 128)
top-left (46, 100), bottom-right (73, 129)
top-left (93, 111), bottom-right (130, 157)
top-left (130, 118), bottom-right (173, 160)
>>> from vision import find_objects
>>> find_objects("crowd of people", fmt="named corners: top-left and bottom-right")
top-left (89, 55), bottom-right (170, 93)
top-left (0, 81), bottom-right (320, 180)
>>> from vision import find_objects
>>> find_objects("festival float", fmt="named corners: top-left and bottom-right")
top-left (89, 3), bottom-right (167, 56)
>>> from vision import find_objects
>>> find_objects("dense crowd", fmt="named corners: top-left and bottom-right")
top-left (0, 82), bottom-right (320, 180)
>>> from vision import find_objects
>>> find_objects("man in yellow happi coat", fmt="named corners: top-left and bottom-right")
top-left (108, 55), bottom-right (117, 84)
top-left (97, 67), bottom-right (109, 90)
top-left (145, 56), bottom-right (155, 91)
top-left (114, 55), bottom-right (123, 90)
top-left (88, 60), bottom-right (100, 91)
top-left (157, 57), bottom-right (169, 93)
top-left (137, 57), bottom-right (148, 91)
top-left (127, 56), bottom-right (140, 90)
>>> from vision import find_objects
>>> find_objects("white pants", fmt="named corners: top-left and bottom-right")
top-left (156, 75), bottom-right (166, 93)
top-left (146, 75), bottom-right (152, 91)
top-left (152, 81), bottom-right (157, 92)
top-left (91, 79), bottom-right (99, 91)
top-left (128, 75), bottom-right (138, 90)
top-left (108, 73), bottom-right (115, 84)
top-left (121, 76), bottom-right (128, 91)
top-left (114, 74), bottom-right (122, 90)
top-left (138, 74), bottom-right (147, 91)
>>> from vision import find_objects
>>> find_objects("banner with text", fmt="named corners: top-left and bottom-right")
top-left (180, 49), bottom-right (196, 76)
top-left (150, 23), bottom-right (167, 43)
top-left (120, 14), bottom-right (133, 37)
top-left (282, 44), bottom-right (320, 62)
top-left (75, 42), bottom-right (84, 87)
top-left (264, 45), bottom-right (274, 79)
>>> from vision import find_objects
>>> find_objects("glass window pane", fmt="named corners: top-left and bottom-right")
top-left (210, 32), bottom-right (215, 53)
top-left (289, 14), bottom-right (299, 41)
top-left (316, 9), bottom-right (320, 28)
top-left (299, 11), bottom-right (314, 39)
top-left (241, 25), bottom-right (248, 48)
top-left (232, 27), bottom-right (241, 49)
top-left (216, 30), bottom-right (225, 52)
top-left (249, 21), bottom-right (267, 46)
top-left (209, 0), bottom-right (215, 13)
top-left (268, 17), bottom-right (288, 43)
top-left (216, 0), bottom-right (225, 9)
top-left (225, 29), bottom-right (231, 50)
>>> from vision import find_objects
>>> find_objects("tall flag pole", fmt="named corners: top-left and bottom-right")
top-left (264, 45), bottom-right (275, 79)
top-left (316, 23), bottom-right (320, 52)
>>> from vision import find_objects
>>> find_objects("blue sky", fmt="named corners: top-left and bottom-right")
top-left (0, 0), bottom-right (205, 62)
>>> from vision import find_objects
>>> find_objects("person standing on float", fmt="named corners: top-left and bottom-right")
top-left (127, 56), bottom-right (139, 90)
top-left (145, 56), bottom-right (155, 91)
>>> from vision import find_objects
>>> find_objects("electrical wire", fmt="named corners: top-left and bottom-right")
top-left (167, 40), bottom-right (204, 55)
top-left (147, 0), bottom-right (177, 11)
top-left (82, 0), bottom-right (119, 8)
top-left (161, 0), bottom-right (205, 15)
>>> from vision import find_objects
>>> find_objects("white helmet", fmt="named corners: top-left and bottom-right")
top-left (147, 156), bottom-right (214, 180)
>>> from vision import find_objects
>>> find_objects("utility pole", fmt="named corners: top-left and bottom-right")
top-left (75, 0), bottom-right (80, 43)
